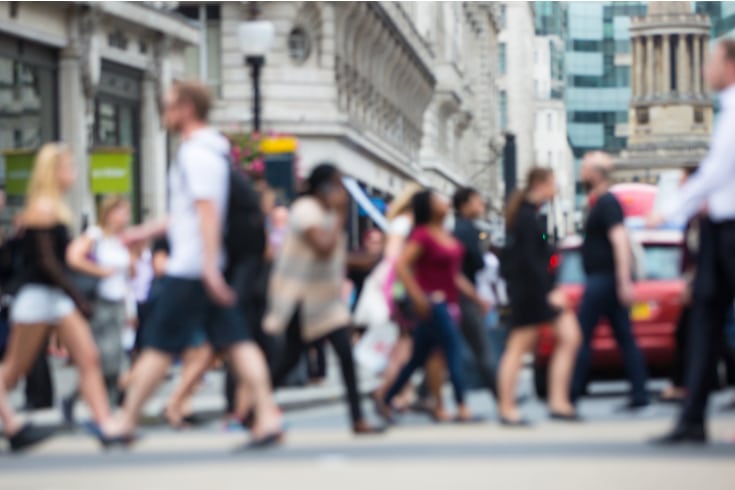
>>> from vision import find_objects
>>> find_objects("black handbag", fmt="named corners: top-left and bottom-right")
top-left (68, 232), bottom-right (100, 300)
top-left (69, 271), bottom-right (100, 300)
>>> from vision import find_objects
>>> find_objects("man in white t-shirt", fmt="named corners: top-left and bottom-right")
top-left (108, 81), bottom-right (282, 447)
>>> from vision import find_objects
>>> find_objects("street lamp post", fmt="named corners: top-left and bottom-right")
top-left (238, 21), bottom-right (275, 132)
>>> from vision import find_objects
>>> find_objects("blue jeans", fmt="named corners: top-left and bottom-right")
top-left (572, 274), bottom-right (649, 404)
top-left (385, 302), bottom-right (466, 405)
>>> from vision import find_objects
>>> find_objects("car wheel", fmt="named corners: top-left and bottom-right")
top-left (533, 364), bottom-right (548, 400)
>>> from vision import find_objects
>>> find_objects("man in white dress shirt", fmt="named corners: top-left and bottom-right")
top-left (649, 38), bottom-right (735, 444)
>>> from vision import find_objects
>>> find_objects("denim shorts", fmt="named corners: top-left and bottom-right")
top-left (142, 276), bottom-right (251, 355)
top-left (11, 285), bottom-right (75, 324)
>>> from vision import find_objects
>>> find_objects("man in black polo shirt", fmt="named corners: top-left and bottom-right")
top-left (453, 187), bottom-right (496, 400)
top-left (571, 152), bottom-right (649, 410)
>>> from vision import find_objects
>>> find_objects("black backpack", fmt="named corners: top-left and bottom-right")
top-left (224, 163), bottom-right (267, 268)
top-left (182, 136), bottom-right (267, 268)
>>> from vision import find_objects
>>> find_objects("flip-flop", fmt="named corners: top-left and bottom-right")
top-left (549, 411), bottom-right (583, 422)
top-left (453, 414), bottom-right (486, 425)
top-left (239, 430), bottom-right (286, 451)
top-left (83, 421), bottom-right (138, 449)
top-left (498, 416), bottom-right (533, 428)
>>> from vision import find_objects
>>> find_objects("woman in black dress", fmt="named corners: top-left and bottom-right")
top-left (498, 167), bottom-right (581, 425)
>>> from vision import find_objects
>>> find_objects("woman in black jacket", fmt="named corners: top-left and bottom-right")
top-left (498, 167), bottom-right (581, 425)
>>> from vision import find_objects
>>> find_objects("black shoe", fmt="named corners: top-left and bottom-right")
top-left (650, 424), bottom-right (707, 445)
top-left (616, 400), bottom-right (651, 413)
top-left (8, 424), bottom-right (55, 452)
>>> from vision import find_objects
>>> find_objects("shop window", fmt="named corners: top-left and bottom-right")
top-left (0, 34), bottom-right (57, 222)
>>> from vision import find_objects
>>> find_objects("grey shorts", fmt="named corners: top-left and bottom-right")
top-left (11, 285), bottom-right (75, 324)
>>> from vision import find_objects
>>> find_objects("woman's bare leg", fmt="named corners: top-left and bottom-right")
top-left (548, 311), bottom-right (581, 415)
top-left (56, 312), bottom-right (112, 426)
top-left (498, 327), bottom-right (538, 421)
top-left (0, 372), bottom-right (23, 436)
top-left (2, 324), bottom-right (50, 390)
top-left (225, 342), bottom-right (282, 440)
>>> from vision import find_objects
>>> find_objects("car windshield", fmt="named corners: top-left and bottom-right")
top-left (641, 245), bottom-right (682, 281)
top-left (557, 245), bottom-right (682, 284)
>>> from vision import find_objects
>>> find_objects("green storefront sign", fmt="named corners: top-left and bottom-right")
top-left (90, 148), bottom-right (132, 194)
top-left (4, 150), bottom-right (35, 196)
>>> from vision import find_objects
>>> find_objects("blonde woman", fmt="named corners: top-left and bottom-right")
top-left (64, 196), bottom-right (133, 423)
top-left (0, 143), bottom-right (125, 448)
top-left (371, 183), bottom-right (423, 412)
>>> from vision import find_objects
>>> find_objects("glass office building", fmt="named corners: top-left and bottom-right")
top-left (696, 1), bottom-right (735, 38)
top-left (563, 1), bottom-right (646, 202)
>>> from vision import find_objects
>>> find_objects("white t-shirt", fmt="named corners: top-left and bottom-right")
top-left (166, 127), bottom-right (230, 278)
top-left (476, 252), bottom-right (508, 308)
top-left (86, 226), bottom-right (131, 302)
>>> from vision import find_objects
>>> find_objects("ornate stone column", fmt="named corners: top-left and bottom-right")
top-left (693, 34), bottom-right (702, 96)
top-left (59, 45), bottom-right (91, 232)
top-left (636, 36), bottom-right (645, 98)
top-left (678, 34), bottom-right (689, 95)
top-left (662, 34), bottom-right (671, 95)
top-left (631, 35), bottom-right (639, 98)
top-left (646, 36), bottom-right (655, 97)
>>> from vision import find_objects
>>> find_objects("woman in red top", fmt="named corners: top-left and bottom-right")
top-left (377, 190), bottom-right (488, 423)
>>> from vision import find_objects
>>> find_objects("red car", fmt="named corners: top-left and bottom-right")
top-left (533, 220), bottom-right (685, 398)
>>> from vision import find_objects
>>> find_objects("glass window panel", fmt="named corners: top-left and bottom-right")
top-left (206, 20), bottom-right (222, 95)
top-left (119, 105), bottom-right (133, 147)
top-left (566, 52), bottom-right (604, 76)
top-left (97, 101), bottom-right (118, 146)
top-left (183, 45), bottom-right (200, 80)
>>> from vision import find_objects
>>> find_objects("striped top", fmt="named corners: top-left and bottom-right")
top-left (264, 196), bottom-right (350, 342)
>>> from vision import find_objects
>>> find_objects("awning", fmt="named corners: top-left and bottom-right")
top-left (342, 176), bottom-right (389, 231)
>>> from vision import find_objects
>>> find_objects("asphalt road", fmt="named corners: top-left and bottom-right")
top-left (2, 368), bottom-right (735, 490)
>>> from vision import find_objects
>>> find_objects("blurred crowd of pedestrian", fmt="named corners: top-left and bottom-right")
top-left (2, 37), bottom-right (735, 453)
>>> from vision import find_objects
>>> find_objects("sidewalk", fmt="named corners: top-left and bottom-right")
top-left (11, 356), bottom-right (381, 428)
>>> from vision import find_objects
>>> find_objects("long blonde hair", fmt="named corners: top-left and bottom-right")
top-left (25, 142), bottom-right (73, 224)
top-left (386, 182), bottom-right (423, 221)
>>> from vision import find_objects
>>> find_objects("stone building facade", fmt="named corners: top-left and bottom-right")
top-left (199, 1), bottom-right (504, 210)
top-left (497, 2), bottom-right (536, 195)
top-left (0, 1), bottom-right (197, 232)
top-left (616, 2), bottom-right (713, 183)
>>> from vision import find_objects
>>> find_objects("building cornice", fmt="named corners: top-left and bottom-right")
top-left (371, 2), bottom-right (436, 86)
top-left (90, 1), bottom-right (199, 45)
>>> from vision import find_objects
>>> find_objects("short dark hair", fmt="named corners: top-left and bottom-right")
top-left (453, 187), bottom-right (479, 212)
top-left (173, 80), bottom-right (211, 122)
top-left (412, 190), bottom-right (433, 226)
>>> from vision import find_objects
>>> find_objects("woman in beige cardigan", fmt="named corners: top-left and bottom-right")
top-left (265, 164), bottom-right (383, 435)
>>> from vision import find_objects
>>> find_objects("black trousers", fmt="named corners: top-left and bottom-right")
top-left (24, 352), bottom-right (54, 410)
top-left (224, 258), bottom-right (279, 413)
top-left (680, 219), bottom-right (735, 427)
top-left (671, 306), bottom-right (735, 389)
top-left (307, 340), bottom-right (327, 380)
top-left (272, 310), bottom-right (363, 425)
top-left (459, 296), bottom-right (498, 399)
top-left (671, 306), bottom-right (691, 388)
